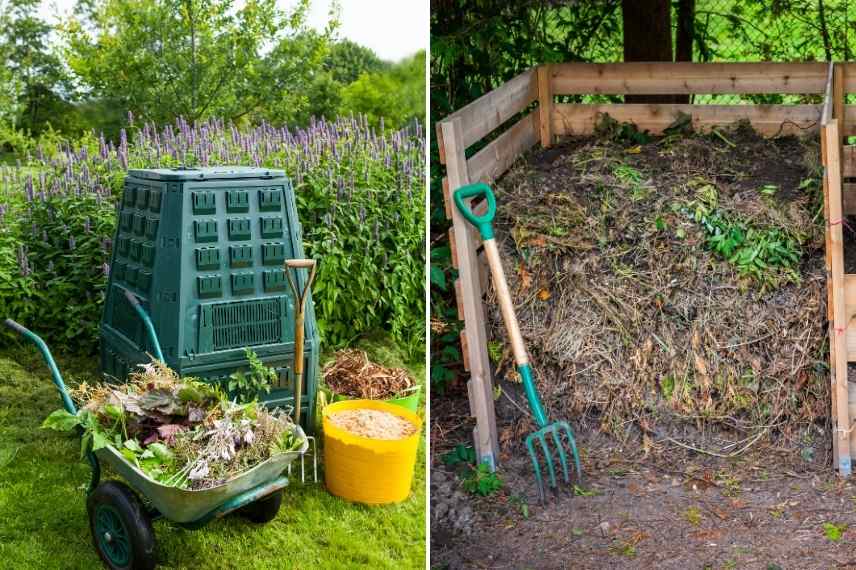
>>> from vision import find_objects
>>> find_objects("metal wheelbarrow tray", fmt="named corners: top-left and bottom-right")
top-left (95, 429), bottom-right (308, 524)
top-left (6, 318), bottom-right (307, 569)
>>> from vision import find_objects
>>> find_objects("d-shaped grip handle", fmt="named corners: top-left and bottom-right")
top-left (453, 183), bottom-right (497, 241)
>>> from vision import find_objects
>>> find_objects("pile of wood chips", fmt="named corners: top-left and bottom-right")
top-left (328, 409), bottom-right (417, 440)
top-left (323, 349), bottom-right (413, 400)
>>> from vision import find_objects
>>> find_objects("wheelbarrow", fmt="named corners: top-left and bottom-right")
top-left (5, 319), bottom-right (308, 570)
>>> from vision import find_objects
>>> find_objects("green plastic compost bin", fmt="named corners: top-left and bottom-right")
top-left (99, 166), bottom-right (320, 432)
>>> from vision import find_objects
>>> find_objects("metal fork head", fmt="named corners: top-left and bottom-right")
top-left (525, 420), bottom-right (582, 503)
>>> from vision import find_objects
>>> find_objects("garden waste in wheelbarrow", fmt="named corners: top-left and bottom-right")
top-left (5, 318), bottom-right (308, 570)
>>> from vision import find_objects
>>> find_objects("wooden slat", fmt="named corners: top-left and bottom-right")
top-left (843, 275), bottom-right (856, 358)
top-left (440, 117), bottom-right (499, 467)
top-left (843, 62), bottom-right (856, 93)
top-left (553, 103), bottom-right (823, 137)
top-left (467, 111), bottom-right (539, 185)
top-left (538, 64), bottom-right (553, 148)
top-left (460, 329), bottom-right (470, 371)
top-left (843, 183), bottom-right (856, 215)
top-left (442, 177), bottom-right (452, 219)
top-left (822, 62), bottom-right (835, 126)
top-left (454, 278), bottom-right (464, 321)
top-left (823, 117), bottom-right (852, 476)
top-left (551, 62), bottom-right (828, 95)
top-left (448, 228), bottom-right (458, 269)
top-left (436, 124), bottom-right (446, 165)
top-left (844, 145), bottom-right (856, 177)
top-left (442, 68), bottom-right (537, 151)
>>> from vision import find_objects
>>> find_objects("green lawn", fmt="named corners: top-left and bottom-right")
top-left (0, 339), bottom-right (425, 569)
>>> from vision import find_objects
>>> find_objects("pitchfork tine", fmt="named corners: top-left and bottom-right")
top-left (526, 435), bottom-right (546, 503)
top-left (537, 434), bottom-right (557, 490)
top-left (550, 428), bottom-right (571, 485)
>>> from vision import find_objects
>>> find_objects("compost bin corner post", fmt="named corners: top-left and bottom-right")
top-left (440, 116), bottom-right (501, 469)
top-left (538, 64), bottom-right (554, 148)
top-left (823, 61), bottom-right (852, 477)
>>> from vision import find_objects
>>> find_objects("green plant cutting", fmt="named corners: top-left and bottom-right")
top-left (42, 360), bottom-right (304, 489)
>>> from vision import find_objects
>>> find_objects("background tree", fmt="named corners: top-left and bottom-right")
top-left (340, 50), bottom-right (425, 130)
top-left (324, 39), bottom-right (389, 84)
top-left (0, 0), bottom-right (76, 135)
top-left (62, 0), bottom-right (330, 124)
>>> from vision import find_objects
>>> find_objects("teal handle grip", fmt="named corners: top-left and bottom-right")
top-left (453, 183), bottom-right (497, 240)
top-left (4, 318), bottom-right (77, 415)
top-left (518, 364), bottom-right (548, 428)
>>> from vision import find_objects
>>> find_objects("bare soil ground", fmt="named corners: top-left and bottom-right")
top-left (431, 393), bottom-right (856, 570)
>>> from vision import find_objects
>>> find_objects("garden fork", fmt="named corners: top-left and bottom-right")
top-left (454, 182), bottom-right (582, 503)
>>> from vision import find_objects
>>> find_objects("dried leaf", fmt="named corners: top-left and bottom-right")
top-left (518, 263), bottom-right (533, 291)
top-left (537, 288), bottom-right (551, 301)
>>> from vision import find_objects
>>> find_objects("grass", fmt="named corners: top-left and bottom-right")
top-left (0, 337), bottom-right (425, 569)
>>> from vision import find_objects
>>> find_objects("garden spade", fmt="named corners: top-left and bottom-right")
top-left (453, 182), bottom-right (582, 502)
top-left (284, 258), bottom-right (317, 427)
top-left (285, 258), bottom-right (319, 484)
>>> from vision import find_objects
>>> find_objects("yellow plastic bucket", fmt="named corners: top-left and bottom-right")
top-left (322, 399), bottom-right (422, 504)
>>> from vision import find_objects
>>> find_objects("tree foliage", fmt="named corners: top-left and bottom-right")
top-left (340, 51), bottom-right (425, 130)
top-left (61, 0), bottom-right (325, 124)
top-left (324, 38), bottom-right (389, 85)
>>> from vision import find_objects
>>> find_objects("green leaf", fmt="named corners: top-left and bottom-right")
top-left (430, 265), bottom-right (447, 290)
top-left (41, 409), bottom-right (80, 432)
top-left (91, 431), bottom-right (110, 451)
top-left (823, 522), bottom-right (847, 542)
top-left (148, 442), bottom-right (174, 463)
top-left (103, 403), bottom-right (123, 420)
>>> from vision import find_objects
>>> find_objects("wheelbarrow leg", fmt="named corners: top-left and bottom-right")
top-left (86, 451), bottom-right (101, 494)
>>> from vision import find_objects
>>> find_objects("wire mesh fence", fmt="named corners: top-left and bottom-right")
top-left (570, 0), bottom-right (854, 104)
top-left (693, 0), bottom-right (852, 104)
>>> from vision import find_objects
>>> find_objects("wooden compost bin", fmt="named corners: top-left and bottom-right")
top-left (436, 61), bottom-right (856, 476)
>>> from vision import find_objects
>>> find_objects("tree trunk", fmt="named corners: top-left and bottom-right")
top-left (622, 0), bottom-right (674, 103)
top-left (674, 0), bottom-right (695, 103)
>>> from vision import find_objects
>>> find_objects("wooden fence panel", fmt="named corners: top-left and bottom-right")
top-left (439, 69), bottom-right (537, 157)
top-left (551, 62), bottom-right (828, 95)
top-left (552, 103), bottom-right (823, 137)
top-left (439, 117), bottom-right (500, 468)
top-left (467, 111), bottom-right (539, 185)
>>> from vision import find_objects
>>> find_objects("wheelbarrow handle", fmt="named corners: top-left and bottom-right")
top-left (123, 290), bottom-right (165, 362)
top-left (4, 318), bottom-right (77, 415)
top-left (453, 183), bottom-right (497, 241)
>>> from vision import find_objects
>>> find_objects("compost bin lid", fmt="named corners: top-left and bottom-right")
top-left (127, 166), bottom-right (286, 181)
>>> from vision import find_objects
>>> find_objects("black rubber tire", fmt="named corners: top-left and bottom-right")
top-left (239, 490), bottom-right (283, 523)
top-left (87, 480), bottom-right (157, 570)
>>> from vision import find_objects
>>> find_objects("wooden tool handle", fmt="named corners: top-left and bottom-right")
top-left (483, 239), bottom-right (528, 367)
top-left (286, 259), bottom-right (316, 269)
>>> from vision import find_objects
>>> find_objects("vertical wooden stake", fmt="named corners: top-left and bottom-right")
top-left (440, 117), bottom-right (500, 469)
top-left (537, 64), bottom-right (554, 148)
top-left (824, 115), bottom-right (852, 477)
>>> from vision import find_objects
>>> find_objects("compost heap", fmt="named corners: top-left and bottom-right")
top-left (323, 349), bottom-right (413, 400)
top-left (487, 120), bottom-right (829, 445)
top-left (42, 361), bottom-right (304, 490)
top-left (329, 408), bottom-right (418, 440)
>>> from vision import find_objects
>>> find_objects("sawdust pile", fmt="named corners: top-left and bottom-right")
top-left (323, 349), bottom-right (413, 400)
top-left (487, 121), bottom-right (829, 444)
top-left (329, 409), bottom-right (418, 440)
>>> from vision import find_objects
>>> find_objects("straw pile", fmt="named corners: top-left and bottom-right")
top-left (329, 409), bottom-right (418, 440)
top-left (487, 121), bottom-right (829, 444)
top-left (323, 349), bottom-right (413, 399)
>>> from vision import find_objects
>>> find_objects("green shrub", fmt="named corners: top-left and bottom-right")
top-left (0, 115), bottom-right (425, 357)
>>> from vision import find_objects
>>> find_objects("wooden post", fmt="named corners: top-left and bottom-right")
top-left (440, 117), bottom-right (500, 469)
top-left (538, 65), bottom-right (553, 148)
top-left (823, 62), bottom-right (852, 476)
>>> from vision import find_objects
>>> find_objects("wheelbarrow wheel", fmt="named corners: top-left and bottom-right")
top-left (87, 481), bottom-right (156, 570)
top-left (239, 490), bottom-right (282, 523)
